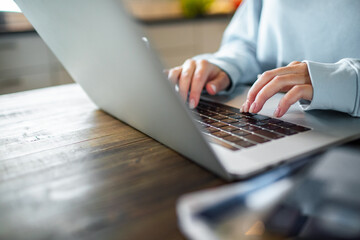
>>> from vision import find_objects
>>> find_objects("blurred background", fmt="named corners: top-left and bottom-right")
top-left (0, 0), bottom-right (240, 95)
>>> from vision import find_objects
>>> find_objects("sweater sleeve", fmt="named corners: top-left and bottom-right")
top-left (301, 58), bottom-right (360, 117)
top-left (193, 0), bottom-right (263, 94)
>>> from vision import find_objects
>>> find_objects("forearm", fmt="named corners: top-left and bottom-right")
top-left (301, 58), bottom-right (360, 117)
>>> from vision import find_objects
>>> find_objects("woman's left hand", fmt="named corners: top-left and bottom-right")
top-left (241, 61), bottom-right (313, 118)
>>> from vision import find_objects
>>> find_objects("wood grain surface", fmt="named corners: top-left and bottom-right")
top-left (0, 84), bottom-right (225, 240)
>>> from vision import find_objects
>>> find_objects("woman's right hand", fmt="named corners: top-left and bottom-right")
top-left (167, 59), bottom-right (231, 109)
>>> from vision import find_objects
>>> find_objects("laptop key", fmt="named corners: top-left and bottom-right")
top-left (231, 122), bottom-right (248, 128)
top-left (197, 110), bottom-right (208, 116)
top-left (212, 114), bottom-right (228, 120)
top-left (277, 122), bottom-right (297, 128)
top-left (212, 131), bottom-right (231, 138)
top-left (242, 125), bottom-right (262, 132)
top-left (220, 125), bottom-right (238, 132)
top-left (205, 106), bottom-right (217, 111)
top-left (224, 136), bottom-right (256, 148)
top-left (204, 126), bottom-right (219, 133)
top-left (253, 121), bottom-right (268, 126)
top-left (202, 118), bottom-right (216, 124)
top-left (251, 114), bottom-right (270, 121)
top-left (223, 135), bottom-right (243, 143)
top-left (240, 118), bottom-right (259, 124)
top-left (221, 118), bottom-right (238, 124)
top-left (198, 108), bottom-right (212, 114)
top-left (207, 112), bottom-right (218, 117)
top-left (244, 134), bottom-right (270, 143)
top-left (210, 122), bottom-right (227, 128)
top-left (205, 135), bottom-right (240, 151)
top-left (199, 110), bottom-right (216, 116)
top-left (262, 123), bottom-right (280, 131)
top-left (242, 112), bottom-right (256, 117)
top-left (228, 114), bottom-right (244, 120)
top-left (254, 129), bottom-right (284, 139)
top-left (232, 129), bottom-right (250, 137)
top-left (267, 118), bottom-right (283, 124)
top-left (218, 111), bottom-right (233, 116)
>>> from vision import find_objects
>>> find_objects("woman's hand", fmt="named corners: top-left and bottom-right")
top-left (241, 61), bottom-right (313, 118)
top-left (167, 59), bottom-right (230, 109)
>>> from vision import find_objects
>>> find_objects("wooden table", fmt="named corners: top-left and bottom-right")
top-left (0, 84), bottom-right (225, 240)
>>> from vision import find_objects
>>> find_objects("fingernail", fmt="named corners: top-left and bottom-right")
top-left (189, 99), bottom-right (196, 109)
top-left (244, 101), bottom-right (250, 112)
top-left (274, 107), bottom-right (281, 118)
top-left (210, 84), bottom-right (217, 94)
top-left (249, 102), bottom-right (257, 113)
top-left (240, 105), bottom-right (244, 113)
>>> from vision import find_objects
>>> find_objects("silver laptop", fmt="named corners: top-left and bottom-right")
top-left (15, 0), bottom-right (360, 180)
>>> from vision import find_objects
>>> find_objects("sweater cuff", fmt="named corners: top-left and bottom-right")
top-left (192, 54), bottom-right (241, 95)
top-left (301, 59), bottom-right (358, 115)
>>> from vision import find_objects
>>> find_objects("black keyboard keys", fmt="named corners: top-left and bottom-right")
top-left (232, 129), bottom-right (250, 137)
top-left (220, 125), bottom-right (238, 132)
top-left (251, 114), bottom-right (270, 121)
top-left (212, 131), bottom-right (231, 138)
top-left (197, 99), bottom-right (311, 151)
top-left (242, 125), bottom-right (262, 132)
top-left (204, 126), bottom-right (219, 134)
top-left (210, 121), bottom-right (227, 128)
top-left (223, 135), bottom-right (243, 143)
top-left (228, 114), bottom-right (243, 120)
top-left (262, 123), bottom-right (280, 131)
top-left (212, 114), bottom-right (228, 120)
top-left (231, 122), bottom-right (248, 128)
top-left (202, 118), bottom-right (216, 124)
top-left (221, 118), bottom-right (238, 124)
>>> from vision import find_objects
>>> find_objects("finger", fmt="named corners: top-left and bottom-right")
top-left (168, 66), bottom-right (182, 85)
top-left (242, 74), bottom-right (262, 112)
top-left (288, 61), bottom-right (301, 66)
top-left (274, 84), bottom-right (313, 118)
top-left (249, 73), bottom-right (309, 114)
top-left (240, 100), bottom-right (251, 113)
top-left (280, 63), bottom-right (310, 92)
top-left (205, 71), bottom-right (230, 95)
top-left (246, 65), bottom-right (304, 107)
top-left (178, 59), bottom-right (196, 101)
top-left (188, 60), bottom-right (215, 109)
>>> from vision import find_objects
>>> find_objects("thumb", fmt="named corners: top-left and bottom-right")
top-left (205, 72), bottom-right (230, 95)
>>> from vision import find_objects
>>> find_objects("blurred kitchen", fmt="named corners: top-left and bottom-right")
top-left (0, 0), bottom-right (241, 95)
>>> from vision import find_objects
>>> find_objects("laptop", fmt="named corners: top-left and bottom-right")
top-left (15, 0), bottom-right (360, 180)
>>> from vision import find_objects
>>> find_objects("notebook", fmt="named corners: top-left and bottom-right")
top-left (15, 0), bottom-right (360, 180)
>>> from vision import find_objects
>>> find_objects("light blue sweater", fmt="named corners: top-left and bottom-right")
top-left (195, 0), bottom-right (360, 117)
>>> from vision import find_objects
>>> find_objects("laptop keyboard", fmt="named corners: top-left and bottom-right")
top-left (192, 99), bottom-right (311, 151)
